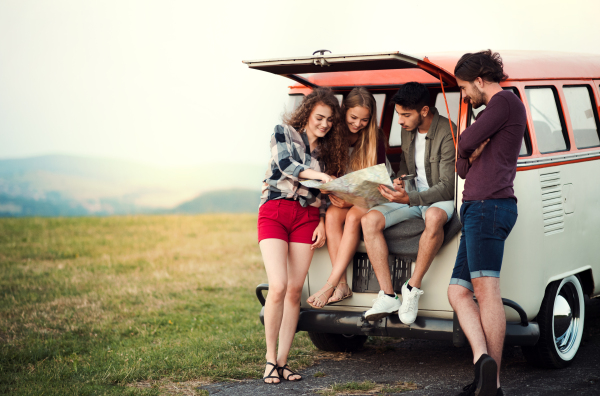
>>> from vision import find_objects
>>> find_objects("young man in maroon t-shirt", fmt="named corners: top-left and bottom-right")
top-left (448, 50), bottom-right (527, 396)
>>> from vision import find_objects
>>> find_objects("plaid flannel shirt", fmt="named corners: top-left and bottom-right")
top-left (260, 124), bottom-right (327, 217)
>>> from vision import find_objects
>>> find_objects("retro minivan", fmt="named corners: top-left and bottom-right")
top-left (243, 50), bottom-right (600, 368)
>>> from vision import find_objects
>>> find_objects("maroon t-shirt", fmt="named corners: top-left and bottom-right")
top-left (456, 90), bottom-right (527, 202)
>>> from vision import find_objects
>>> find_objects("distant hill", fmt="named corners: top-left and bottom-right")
top-left (171, 189), bottom-right (261, 214)
top-left (0, 155), bottom-right (265, 217)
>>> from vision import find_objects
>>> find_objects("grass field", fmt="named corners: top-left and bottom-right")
top-left (0, 215), bottom-right (317, 395)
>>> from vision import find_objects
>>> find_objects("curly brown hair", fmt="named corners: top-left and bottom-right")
top-left (283, 87), bottom-right (348, 176)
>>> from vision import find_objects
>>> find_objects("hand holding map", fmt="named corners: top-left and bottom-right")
top-left (300, 164), bottom-right (395, 209)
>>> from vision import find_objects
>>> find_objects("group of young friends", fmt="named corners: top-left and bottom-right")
top-left (256, 50), bottom-right (527, 396)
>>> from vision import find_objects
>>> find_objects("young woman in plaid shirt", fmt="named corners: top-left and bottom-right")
top-left (258, 88), bottom-right (346, 384)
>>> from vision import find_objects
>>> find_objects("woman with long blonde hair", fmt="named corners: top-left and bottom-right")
top-left (307, 87), bottom-right (391, 308)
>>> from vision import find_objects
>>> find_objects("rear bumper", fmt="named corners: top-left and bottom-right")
top-left (256, 283), bottom-right (540, 346)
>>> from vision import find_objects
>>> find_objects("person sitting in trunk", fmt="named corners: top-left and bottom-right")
top-left (306, 87), bottom-right (392, 309)
top-left (361, 82), bottom-right (456, 325)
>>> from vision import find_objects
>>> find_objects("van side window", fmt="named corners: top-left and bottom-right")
top-left (563, 86), bottom-right (600, 149)
top-left (334, 94), bottom-right (344, 108)
top-left (434, 92), bottom-right (460, 123)
top-left (373, 94), bottom-right (386, 126)
top-left (525, 87), bottom-right (569, 154)
top-left (288, 94), bottom-right (304, 113)
top-left (389, 111), bottom-right (402, 147)
top-left (468, 87), bottom-right (531, 156)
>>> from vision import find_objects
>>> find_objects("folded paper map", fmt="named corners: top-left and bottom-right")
top-left (300, 164), bottom-right (394, 209)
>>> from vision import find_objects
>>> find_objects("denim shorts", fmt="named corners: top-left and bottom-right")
top-left (449, 199), bottom-right (518, 292)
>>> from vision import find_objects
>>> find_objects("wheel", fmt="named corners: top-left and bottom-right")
top-left (522, 275), bottom-right (585, 368)
top-left (307, 332), bottom-right (367, 352)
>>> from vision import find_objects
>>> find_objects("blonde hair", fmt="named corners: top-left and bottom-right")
top-left (342, 87), bottom-right (381, 172)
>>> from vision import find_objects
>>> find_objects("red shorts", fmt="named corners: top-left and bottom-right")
top-left (258, 199), bottom-right (320, 244)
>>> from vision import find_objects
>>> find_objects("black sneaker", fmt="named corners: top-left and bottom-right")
top-left (456, 354), bottom-right (498, 396)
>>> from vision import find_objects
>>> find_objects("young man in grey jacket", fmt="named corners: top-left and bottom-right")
top-left (361, 82), bottom-right (456, 324)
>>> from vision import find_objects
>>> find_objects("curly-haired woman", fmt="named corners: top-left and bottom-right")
top-left (307, 87), bottom-right (391, 309)
top-left (258, 87), bottom-right (346, 384)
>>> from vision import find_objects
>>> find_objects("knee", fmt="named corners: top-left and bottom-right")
top-left (447, 285), bottom-right (471, 307)
top-left (268, 282), bottom-right (287, 302)
top-left (285, 284), bottom-right (303, 302)
top-left (425, 210), bottom-right (447, 232)
top-left (326, 208), bottom-right (343, 228)
top-left (345, 211), bottom-right (362, 227)
top-left (361, 212), bottom-right (384, 234)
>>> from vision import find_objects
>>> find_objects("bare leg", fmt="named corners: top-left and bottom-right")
top-left (410, 207), bottom-right (447, 289)
top-left (259, 238), bottom-right (289, 383)
top-left (325, 206), bottom-right (368, 302)
top-left (306, 205), bottom-right (349, 307)
top-left (448, 279), bottom-right (504, 388)
top-left (276, 242), bottom-right (313, 380)
top-left (308, 206), bottom-right (367, 307)
top-left (324, 205), bottom-right (351, 275)
top-left (473, 277), bottom-right (505, 387)
top-left (361, 210), bottom-right (394, 294)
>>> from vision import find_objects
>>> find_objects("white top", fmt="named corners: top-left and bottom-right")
top-left (414, 130), bottom-right (430, 190)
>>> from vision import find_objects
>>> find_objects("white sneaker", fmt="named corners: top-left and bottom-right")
top-left (364, 290), bottom-right (401, 321)
top-left (399, 280), bottom-right (424, 325)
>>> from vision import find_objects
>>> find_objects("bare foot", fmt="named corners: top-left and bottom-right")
top-left (278, 364), bottom-right (302, 381)
top-left (307, 282), bottom-right (335, 308)
top-left (327, 283), bottom-right (351, 303)
top-left (263, 362), bottom-right (280, 384)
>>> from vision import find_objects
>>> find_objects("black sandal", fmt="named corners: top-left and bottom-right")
top-left (262, 362), bottom-right (280, 384)
top-left (277, 363), bottom-right (302, 381)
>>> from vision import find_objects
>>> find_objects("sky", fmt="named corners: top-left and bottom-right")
top-left (1, 0), bottom-right (599, 168)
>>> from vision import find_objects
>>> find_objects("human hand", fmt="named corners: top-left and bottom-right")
top-left (319, 173), bottom-right (336, 184)
top-left (469, 139), bottom-right (490, 164)
top-left (378, 184), bottom-right (410, 204)
top-left (329, 194), bottom-right (352, 208)
top-left (311, 219), bottom-right (326, 250)
top-left (393, 176), bottom-right (405, 190)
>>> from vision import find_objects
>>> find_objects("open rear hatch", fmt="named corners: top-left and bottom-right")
top-left (242, 51), bottom-right (456, 88)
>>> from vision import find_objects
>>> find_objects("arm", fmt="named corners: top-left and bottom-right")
top-left (456, 154), bottom-right (471, 179)
top-left (457, 138), bottom-right (490, 179)
top-left (298, 168), bottom-right (334, 183)
top-left (270, 125), bottom-right (309, 181)
top-left (458, 96), bottom-right (510, 157)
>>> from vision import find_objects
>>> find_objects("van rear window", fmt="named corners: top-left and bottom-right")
top-left (563, 86), bottom-right (600, 149)
top-left (525, 87), bottom-right (569, 154)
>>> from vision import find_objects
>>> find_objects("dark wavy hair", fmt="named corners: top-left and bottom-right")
top-left (283, 87), bottom-right (348, 176)
top-left (454, 50), bottom-right (509, 83)
top-left (391, 82), bottom-right (430, 111)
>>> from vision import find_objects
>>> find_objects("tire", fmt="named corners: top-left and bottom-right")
top-left (522, 275), bottom-right (586, 369)
top-left (307, 332), bottom-right (367, 352)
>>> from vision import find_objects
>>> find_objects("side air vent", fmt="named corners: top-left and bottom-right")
top-left (540, 171), bottom-right (564, 235)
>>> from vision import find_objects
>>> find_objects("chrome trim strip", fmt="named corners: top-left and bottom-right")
top-left (518, 149), bottom-right (600, 167)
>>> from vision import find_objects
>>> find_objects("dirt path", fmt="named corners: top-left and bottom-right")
top-left (201, 297), bottom-right (600, 395)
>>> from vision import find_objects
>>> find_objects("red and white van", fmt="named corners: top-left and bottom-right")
top-left (245, 50), bottom-right (600, 368)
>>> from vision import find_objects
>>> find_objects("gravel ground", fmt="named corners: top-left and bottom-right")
top-left (200, 297), bottom-right (600, 396)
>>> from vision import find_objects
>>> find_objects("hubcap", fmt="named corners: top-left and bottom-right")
top-left (552, 277), bottom-right (584, 360)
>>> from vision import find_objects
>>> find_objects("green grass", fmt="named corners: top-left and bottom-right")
top-left (0, 215), bottom-right (316, 395)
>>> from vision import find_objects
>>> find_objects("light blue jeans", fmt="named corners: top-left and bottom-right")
top-left (369, 187), bottom-right (455, 229)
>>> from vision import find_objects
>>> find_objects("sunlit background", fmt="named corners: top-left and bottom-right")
top-left (1, 0), bottom-right (599, 216)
